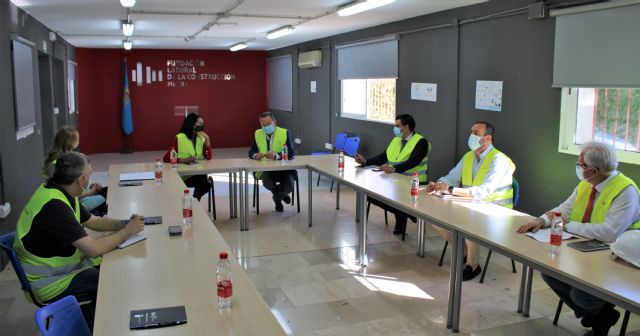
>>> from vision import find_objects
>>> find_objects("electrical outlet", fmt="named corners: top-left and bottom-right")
top-left (0, 203), bottom-right (10, 219)
top-left (325, 143), bottom-right (333, 150)
top-left (294, 138), bottom-right (302, 144)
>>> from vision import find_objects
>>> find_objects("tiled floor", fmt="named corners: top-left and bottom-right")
top-left (1, 149), bottom-right (638, 335)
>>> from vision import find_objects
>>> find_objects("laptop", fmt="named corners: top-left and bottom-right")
top-left (129, 306), bottom-right (187, 330)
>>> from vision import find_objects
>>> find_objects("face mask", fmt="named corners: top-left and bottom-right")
top-left (263, 124), bottom-right (275, 135)
top-left (79, 176), bottom-right (90, 193)
top-left (194, 125), bottom-right (205, 133)
top-left (393, 126), bottom-right (402, 138)
top-left (468, 134), bottom-right (482, 151)
top-left (575, 166), bottom-right (595, 181)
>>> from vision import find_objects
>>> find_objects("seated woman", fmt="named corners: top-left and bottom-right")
top-left (163, 113), bottom-right (212, 200)
top-left (43, 126), bottom-right (108, 214)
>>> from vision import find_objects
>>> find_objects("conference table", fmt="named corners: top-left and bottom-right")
top-left (94, 163), bottom-right (286, 335)
top-left (97, 155), bottom-right (639, 334)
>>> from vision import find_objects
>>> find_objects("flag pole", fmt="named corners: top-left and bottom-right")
top-left (121, 57), bottom-right (134, 154)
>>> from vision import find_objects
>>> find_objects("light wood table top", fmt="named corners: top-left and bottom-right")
top-left (95, 163), bottom-right (286, 335)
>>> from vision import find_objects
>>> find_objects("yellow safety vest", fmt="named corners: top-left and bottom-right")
top-left (254, 127), bottom-right (288, 179)
top-left (571, 173), bottom-right (640, 230)
top-left (385, 133), bottom-right (430, 183)
top-left (176, 133), bottom-right (205, 160)
top-left (13, 185), bottom-right (94, 303)
top-left (461, 148), bottom-right (515, 208)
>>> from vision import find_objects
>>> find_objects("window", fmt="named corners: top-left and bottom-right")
top-left (341, 78), bottom-right (396, 123)
top-left (559, 87), bottom-right (640, 164)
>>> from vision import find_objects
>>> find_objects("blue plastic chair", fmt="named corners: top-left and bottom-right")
top-left (343, 137), bottom-right (360, 157)
top-left (0, 232), bottom-right (45, 307)
top-left (34, 295), bottom-right (90, 336)
top-left (314, 133), bottom-right (349, 186)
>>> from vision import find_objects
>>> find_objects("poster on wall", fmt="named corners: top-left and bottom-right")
top-left (475, 80), bottom-right (503, 112)
top-left (411, 82), bottom-right (437, 102)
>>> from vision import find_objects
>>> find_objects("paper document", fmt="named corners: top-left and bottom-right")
top-left (118, 234), bottom-right (146, 249)
top-left (120, 172), bottom-right (155, 181)
top-left (526, 228), bottom-right (573, 243)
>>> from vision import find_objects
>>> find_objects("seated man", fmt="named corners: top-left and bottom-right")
top-left (248, 111), bottom-right (296, 212)
top-left (427, 121), bottom-right (515, 281)
top-left (355, 114), bottom-right (430, 238)
top-left (517, 141), bottom-right (639, 336)
top-left (14, 152), bottom-right (144, 331)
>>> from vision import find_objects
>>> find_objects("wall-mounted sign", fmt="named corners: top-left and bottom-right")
top-left (475, 80), bottom-right (503, 112)
top-left (131, 59), bottom-right (236, 88)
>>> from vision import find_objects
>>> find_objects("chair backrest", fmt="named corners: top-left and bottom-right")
top-left (343, 137), bottom-right (360, 157)
top-left (334, 133), bottom-right (349, 151)
top-left (34, 295), bottom-right (91, 336)
top-left (512, 177), bottom-right (520, 208)
top-left (0, 232), bottom-right (41, 306)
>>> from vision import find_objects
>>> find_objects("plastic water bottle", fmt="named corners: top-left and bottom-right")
top-left (338, 151), bottom-right (345, 173)
top-left (217, 251), bottom-right (233, 308)
top-left (410, 172), bottom-right (420, 201)
top-left (154, 158), bottom-right (163, 185)
top-left (182, 189), bottom-right (192, 227)
top-left (281, 145), bottom-right (288, 164)
top-left (170, 147), bottom-right (178, 169)
top-left (549, 211), bottom-right (563, 254)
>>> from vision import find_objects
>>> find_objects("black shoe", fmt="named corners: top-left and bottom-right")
top-left (275, 201), bottom-right (284, 212)
top-left (283, 195), bottom-right (291, 204)
top-left (462, 265), bottom-right (482, 281)
top-left (581, 313), bottom-right (595, 328)
top-left (592, 308), bottom-right (620, 336)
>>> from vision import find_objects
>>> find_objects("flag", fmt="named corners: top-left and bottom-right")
top-left (122, 59), bottom-right (134, 136)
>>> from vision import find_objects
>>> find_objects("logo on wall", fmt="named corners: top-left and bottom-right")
top-left (131, 59), bottom-right (236, 88)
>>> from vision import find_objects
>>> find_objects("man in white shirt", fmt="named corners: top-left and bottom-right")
top-left (517, 141), bottom-right (640, 336)
top-left (427, 121), bottom-right (515, 281)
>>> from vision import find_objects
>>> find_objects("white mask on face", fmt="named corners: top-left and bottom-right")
top-left (468, 134), bottom-right (482, 151)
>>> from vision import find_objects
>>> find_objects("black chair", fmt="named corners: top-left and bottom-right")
top-left (438, 178), bottom-right (520, 283)
top-left (207, 176), bottom-right (216, 220)
top-left (553, 299), bottom-right (631, 336)
top-left (0, 232), bottom-right (45, 307)
top-left (252, 171), bottom-right (300, 214)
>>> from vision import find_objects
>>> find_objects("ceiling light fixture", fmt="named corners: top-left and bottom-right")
top-left (122, 20), bottom-right (135, 37)
top-left (266, 25), bottom-right (295, 39)
top-left (123, 39), bottom-right (133, 50)
top-left (229, 42), bottom-right (248, 52)
top-left (120, 0), bottom-right (136, 8)
top-left (337, 0), bottom-right (396, 17)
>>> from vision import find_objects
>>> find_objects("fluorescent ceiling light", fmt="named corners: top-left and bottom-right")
top-left (120, 0), bottom-right (136, 8)
top-left (266, 25), bottom-right (295, 40)
top-left (229, 42), bottom-right (248, 52)
top-left (122, 20), bottom-right (135, 37)
top-left (123, 39), bottom-right (133, 50)
top-left (337, 0), bottom-right (396, 17)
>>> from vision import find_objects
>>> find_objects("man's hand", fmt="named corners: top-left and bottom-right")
top-left (380, 164), bottom-right (395, 174)
top-left (123, 214), bottom-right (144, 236)
top-left (427, 181), bottom-right (448, 193)
top-left (516, 218), bottom-right (545, 233)
top-left (265, 152), bottom-right (276, 160)
top-left (254, 153), bottom-right (264, 160)
top-left (355, 154), bottom-right (366, 165)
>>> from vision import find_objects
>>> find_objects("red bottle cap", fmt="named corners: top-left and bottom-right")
top-left (219, 251), bottom-right (228, 259)
top-left (554, 211), bottom-right (561, 217)
top-left (156, 158), bottom-right (160, 161)
top-left (184, 189), bottom-right (189, 194)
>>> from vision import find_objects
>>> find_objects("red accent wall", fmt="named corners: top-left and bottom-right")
top-left (76, 49), bottom-right (267, 154)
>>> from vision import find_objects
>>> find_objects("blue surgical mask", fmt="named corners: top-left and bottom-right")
top-left (575, 166), bottom-right (595, 181)
top-left (393, 126), bottom-right (402, 138)
top-left (468, 134), bottom-right (482, 151)
top-left (263, 124), bottom-right (275, 135)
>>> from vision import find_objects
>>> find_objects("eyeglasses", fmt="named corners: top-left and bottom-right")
top-left (575, 162), bottom-right (588, 169)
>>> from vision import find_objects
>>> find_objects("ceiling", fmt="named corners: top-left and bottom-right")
top-left (11, 0), bottom-right (486, 50)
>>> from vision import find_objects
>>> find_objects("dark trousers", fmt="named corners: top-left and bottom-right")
top-left (45, 266), bottom-right (99, 332)
top-left (261, 171), bottom-right (295, 201)
top-left (185, 174), bottom-right (210, 200)
top-left (541, 273), bottom-right (609, 317)
top-left (367, 197), bottom-right (416, 232)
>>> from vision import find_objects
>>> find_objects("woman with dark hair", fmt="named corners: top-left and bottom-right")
top-left (163, 113), bottom-right (212, 200)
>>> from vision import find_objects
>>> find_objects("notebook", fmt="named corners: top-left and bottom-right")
top-left (118, 234), bottom-right (146, 249)
top-left (525, 228), bottom-right (574, 243)
top-left (119, 172), bottom-right (155, 181)
top-left (129, 306), bottom-right (187, 330)
top-left (567, 239), bottom-right (610, 252)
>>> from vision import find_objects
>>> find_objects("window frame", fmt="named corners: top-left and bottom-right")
top-left (339, 77), bottom-right (397, 125)
top-left (558, 87), bottom-right (640, 165)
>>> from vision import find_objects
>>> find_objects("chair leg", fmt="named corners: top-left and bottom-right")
top-left (479, 249), bottom-right (492, 284)
top-left (208, 176), bottom-right (216, 220)
top-left (384, 210), bottom-right (388, 226)
top-left (366, 202), bottom-right (371, 219)
top-left (296, 178), bottom-right (300, 213)
top-left (438, 240), bottom-right (449, 267)
top-left (620, 310), bottom-right (630, 336)
top-left (553, 300), bottom-right (563, 325)
top-left (253, 181), bottom-right (260, 215)
top-left (330, 180), bottom-right (334, 193)
top-left (316, 173), bottom-right (321, 186)
top-left (511, 259), bottom-right (517, 273)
